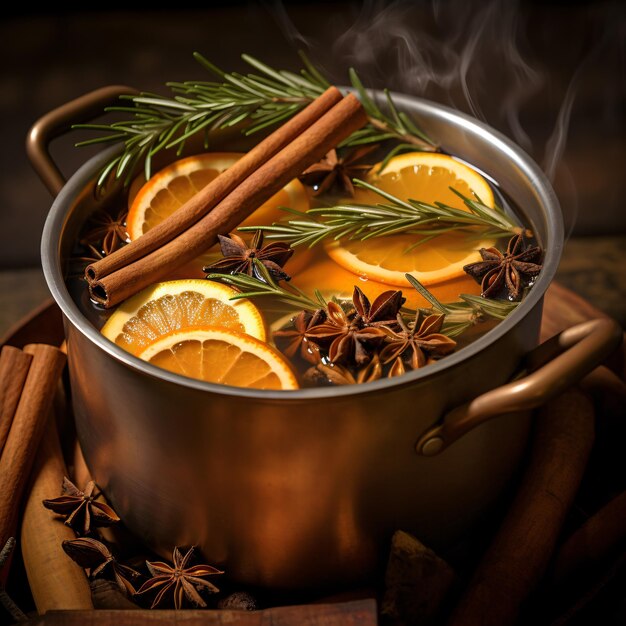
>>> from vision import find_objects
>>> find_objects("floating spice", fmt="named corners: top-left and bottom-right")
top-left (203, 231), bottom-right (293, 282)
top-left (299, 145), bottom-right (378, 196)
top-left (81, 208), bottom-right (128, 257)
top-left (306, 302), bottom-right (383, 366)
top-left (274, 309), bottom-right (326, 365)
top-left (42, 477), bottom-right (120, 535)
top-left (306, 286), bottom-right (404, 366)
top-left (307, 356), bottom-right (384, 386)
top-left (380, 313), bottom-right (457, 372)
top-left (353, 286), bottom-right (405, 327)
top-left (463, 233), bottom-right (543, 300)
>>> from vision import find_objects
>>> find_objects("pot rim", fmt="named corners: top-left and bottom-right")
top-left (41, 92), bottom-right (563, 400)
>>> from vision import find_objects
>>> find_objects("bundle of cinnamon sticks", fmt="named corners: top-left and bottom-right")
top-left (85, 86), bottom-right (368, 308)
top-left (0, 343), bottom-right (66, 564)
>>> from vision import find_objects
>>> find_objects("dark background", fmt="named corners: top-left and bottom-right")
top-left (2, 0), bottom-right (624, 328)
top-left (1, 0), bottom-right (624, 264)
top-left (0, 3), bottom-right (625, 624)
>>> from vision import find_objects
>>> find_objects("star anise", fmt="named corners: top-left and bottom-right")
top-left (136, 546), bottom-right (222, 610)
top-left (352, 285), bottom-right (405, 327)
top-left (273, 309), bottom-right (326, 365)
top-left (380, 312), bottom-right (457, 371)
top-left (203, 230), bottom-right (293, 281)
top-left (463, 233), bottom-right (543, 300)
top-left (81, 207), bottom-right (128, 256)
top-left (42, 477), bottom-right (120, 535)
top-left (306, 356), bottom-right (383, 386)
top-left (68, 243), bottom-right (105, 279)
top-left (299, 145), bottom-right (379, 196)
top-left (306, 287), bottom-right (404, 365)
top-left (306, 302), bottom-right (379, 366)
top-left (62, 537), bottom-right (142, 596)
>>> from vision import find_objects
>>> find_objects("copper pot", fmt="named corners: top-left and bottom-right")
top-left (31, 86), bottom-right (622, 589)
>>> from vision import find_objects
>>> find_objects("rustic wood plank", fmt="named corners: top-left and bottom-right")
top-left (25, 599), bottom-right (378, 625)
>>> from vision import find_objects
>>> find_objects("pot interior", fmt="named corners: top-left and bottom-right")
top-left (42, 90), bottom-right (563, 399)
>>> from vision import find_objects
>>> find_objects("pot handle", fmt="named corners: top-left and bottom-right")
top-left (26, 85), bottom-right (138, 197)
top-left (416, 318), bottom-right (623, 456)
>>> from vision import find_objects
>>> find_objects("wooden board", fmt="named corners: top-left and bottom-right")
top-left (24, 600), bottom-right (378, 626)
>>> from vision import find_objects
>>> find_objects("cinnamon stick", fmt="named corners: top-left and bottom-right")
top-left (21, 417), bottom-right (93, 612)
top-left (85, 86), bottom-right (343, 283)
top-left (0, 345), bottom-right (32, 454)
top-left (90, 93), bottom-right (368, 308)
top-left (551, 489), bottom-right (626, 586)
top-left (447, 388), bottom-right (595, 626)
top-left (0, 344), bottom-right (66, 549)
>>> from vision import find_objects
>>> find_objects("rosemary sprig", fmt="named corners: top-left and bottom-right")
top-left (208, 261), bottom-right (516, 340)
top-left (241, 180), bottom-right (521, 248)
top-left (405, 274), bottom-right (518, 337)
top-left (74, 52), bottom-right (436, 188)
top-left (206, 259), bottom-right (326, 312)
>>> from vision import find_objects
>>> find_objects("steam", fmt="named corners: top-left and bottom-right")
top-left (268, 0), bottom-right (623, 236)
top-left (543, 21), bottom-right (617, 181)
top-left (270, 0), bottom-right (544, 151)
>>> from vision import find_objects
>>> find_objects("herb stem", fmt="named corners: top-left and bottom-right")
top-left (367, 117), bottom-right (433, 148)
top-left (242, 181), bottom-right (520, 248)
top-left (74, 52), bottom-right (436, 188)
top-left (207, 260), bottom-right (324, 312)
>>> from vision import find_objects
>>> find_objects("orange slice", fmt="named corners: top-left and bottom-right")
top-left (137, 326), bottom-right (299, 390)
top-left (101, 279), bottom-right (265, 356)
top-left (127, 152), bottom-right (309, 239)
top-left (326, 152), bottom-right (496, 286)
top-left (293, 251), bottom-right (481, 312)
top-left (367, 151), bottom-right (494, 206)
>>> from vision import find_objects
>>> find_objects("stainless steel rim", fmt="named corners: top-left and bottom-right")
top-left (41, 92), bottom-right (563, 401)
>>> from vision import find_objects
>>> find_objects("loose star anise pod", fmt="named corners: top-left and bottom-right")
top-left (306, 356), bottom-right (383, 386)
top-left (273, 309), bottom-right (326, 365)
top-left (463, 233), bottom-right (543, 300)
top-left (299, 145), bottom-right (379, 196)
top-left (136, 546), bottom-right (222, 610)
top-left (203, 230), bottom-right (293, 281)
top-left (62, 537), bottom-right (142, 596)
top-left (81, 208), bottom-right (128, 256)
top-left (306, 302), bottom-right (385, 366)
top-left (42, 477), bottom-right (120, 535)
top-left (380, 312), bottom-right (457, 371)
